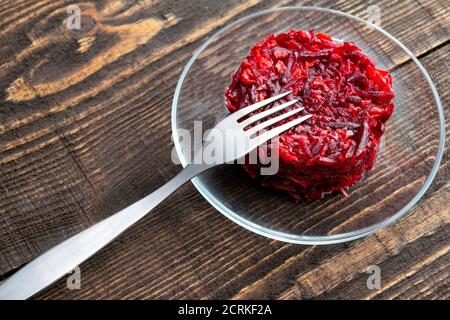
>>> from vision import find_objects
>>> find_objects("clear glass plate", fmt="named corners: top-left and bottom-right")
top-left (171, 6), bottom-right (445, 244)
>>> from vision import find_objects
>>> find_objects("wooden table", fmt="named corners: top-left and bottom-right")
top-left (0, 0), bottom-right (448, 300)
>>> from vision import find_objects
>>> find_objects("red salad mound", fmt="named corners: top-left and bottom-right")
top-left (225, 30), bottom-right (395, 200)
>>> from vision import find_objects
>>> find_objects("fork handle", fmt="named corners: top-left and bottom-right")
top-left (0, 164), bottom-right (212, 300)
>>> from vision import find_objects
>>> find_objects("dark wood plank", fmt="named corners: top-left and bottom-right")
top-left (0, 0), bottom-right (448, 299)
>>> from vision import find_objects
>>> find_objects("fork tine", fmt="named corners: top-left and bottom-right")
top-left (251, 114), bottom-right (313, 146)
top-left (240, 99), bottom-right (299, 127)
top-left (246, 106), bottom-right (305, 136)
top-left (232, 91), bottom-right (291, 120)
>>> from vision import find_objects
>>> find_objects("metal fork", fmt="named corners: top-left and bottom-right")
top-left (0, 91), bottom-right (311, 300)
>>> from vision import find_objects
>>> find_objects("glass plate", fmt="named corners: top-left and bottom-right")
top-left (171, 6), bottom-right (445, 244)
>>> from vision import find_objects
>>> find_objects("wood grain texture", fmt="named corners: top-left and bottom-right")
top-left (0, 0), bottom-right (448, 299)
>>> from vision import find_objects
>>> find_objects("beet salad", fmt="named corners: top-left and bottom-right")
top-left (225, 29), bottom-right (395, 200)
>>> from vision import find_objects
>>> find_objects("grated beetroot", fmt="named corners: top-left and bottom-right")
top-left (225, 29), bottom-right (395, 200)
